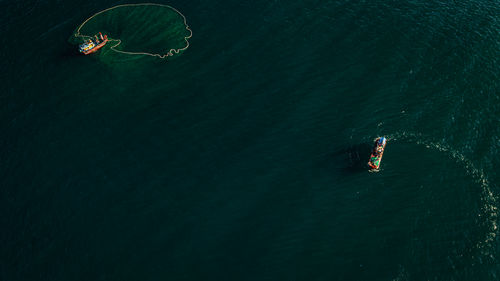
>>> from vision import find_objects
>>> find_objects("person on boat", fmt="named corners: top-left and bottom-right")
top-left (377, 139), bottom-right (384, 147)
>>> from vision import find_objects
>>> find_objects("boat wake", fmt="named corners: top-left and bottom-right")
top-left (387, 131), bottom-right (498, 263)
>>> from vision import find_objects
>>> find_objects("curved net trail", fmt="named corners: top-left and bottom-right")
top-left (72, 3), bottom-right (192, 59)
top-left (387, 131), bottom-right (498, 263)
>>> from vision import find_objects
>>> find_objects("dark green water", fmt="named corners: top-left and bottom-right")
top-left (1, 0), bottom-right (499, 280)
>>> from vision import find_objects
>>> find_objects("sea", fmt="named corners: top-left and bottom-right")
top-left (1, 0), bottom-right (499, 280)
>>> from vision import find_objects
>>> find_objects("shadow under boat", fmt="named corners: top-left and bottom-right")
top-left (333, 142), bottom-right (373, 174)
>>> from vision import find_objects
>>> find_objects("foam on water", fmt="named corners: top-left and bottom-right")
top-left (387, 131), bottom-right (498, 263)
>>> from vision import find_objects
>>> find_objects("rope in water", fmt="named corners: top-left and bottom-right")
top-left (74, 3), bottom-right (192, 59)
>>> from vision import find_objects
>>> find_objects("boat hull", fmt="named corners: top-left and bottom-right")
top-left (368, 137), bottom-right (386, 170)
top-left (82, 39), bottom-right (108, 55)
top-left (79, 33), bottom-right (108, 55)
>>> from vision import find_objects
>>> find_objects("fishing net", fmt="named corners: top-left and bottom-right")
top-left (70, 3), bottom-right (192, 59)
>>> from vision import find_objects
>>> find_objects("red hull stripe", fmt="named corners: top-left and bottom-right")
top-left (83, 39), bottom-right (108, 55)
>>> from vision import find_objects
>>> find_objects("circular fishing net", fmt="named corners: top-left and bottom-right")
top-left (71, 3), bottom-right (192, 59)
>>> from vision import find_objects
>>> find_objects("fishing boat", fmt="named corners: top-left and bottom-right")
top-left (368, 137), bottom-right (387, 170)
top-left (79, 32), bottom-right (108, 55)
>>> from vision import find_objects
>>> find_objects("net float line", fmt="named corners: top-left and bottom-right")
top-left (74, 3), bottom-right (192, 59)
